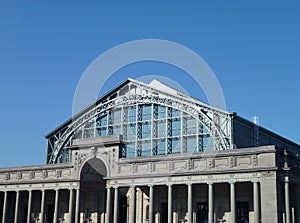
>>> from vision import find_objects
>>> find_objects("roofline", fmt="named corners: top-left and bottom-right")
top-left (45, 78), bottom-right (132, 138)
top-left (45, 77), bottom-right (233, 138)
top-left (234, 115), bottom-right (300, 149)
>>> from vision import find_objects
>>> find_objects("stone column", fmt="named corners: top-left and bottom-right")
top-left (53, 189), bottom-right (59, 223)
top-left (2, 191), bottom-right (7, 223)
top-left (253, 181), bottom-right (259, 223)
top-left (208, 183), bottom-right (214, 223)
top-left (113, 187), bottom-right (119, 223)
top-left (40, 190), bottom-right (45, 223)
top-left (14, 191), bottom-right (20, 223)
top-left (230, 182), bottom-right (236, 223)
top-left (129, 186), bottom-right (136, 223)
top-left (106, 187), bottom-right (112, 223)
top-left (27, 190), bottom-right (32, 223)
top-left (168, 184), bottom-right (172, 223)
top-left (75, 189), bottom-right (80, 223)
top-left (187, 184), bottom-right (192, 223)
top-left (285, 177), bottom-right (291, 223)
top-left (149, 185), bottom-right (154, 223)
top-left (68, 189), bottom-right (74, 223)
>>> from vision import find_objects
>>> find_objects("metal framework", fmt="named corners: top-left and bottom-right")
top-left (47, 80), bottom-right (234, 164)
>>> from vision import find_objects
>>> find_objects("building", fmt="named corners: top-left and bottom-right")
top-left (0, 78), bottom-right (299, 223)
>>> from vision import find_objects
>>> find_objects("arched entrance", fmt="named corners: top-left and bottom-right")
top-left (80, 158), bottom-right (108, 223)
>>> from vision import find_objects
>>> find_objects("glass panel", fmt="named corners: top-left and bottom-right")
top-left (142, 122), bottom-right (151, 139)
top-left (187, 118), bottom-right (197, 134)
top-left (126, 143), bottom-right (135, 158)
top-left (97, 114), bottom-right (108, 127)
top-left (203, 136), bottom-right (214, 151)
top-left (141, 104), bottom-right (152, 121)
top-left (127, 106), bottom-right (136, 123)
top-left (157, 105), bottom-right (166, 119)
top-left (171, 119), bottom-right (181, 136)
top-left (157, 121), bottom-right (166, 138)
top-left (172, 138), bottom-right (181, 153)
top-left (113, 126), bottom-right (121, 135)
top-left (112, 109), bottom-right (121, 125)
top-left (171, 108), bottom-right (181, 118)
top-left (127, 124), bottom-right (136, 141)
top-left (187, 136), bottom-right (197, 153)
top-left (157, 139), bottom-right (166, 155)
top-left (141, 141), bottom-right (151, 156)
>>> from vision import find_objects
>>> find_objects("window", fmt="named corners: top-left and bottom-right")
top-left (112, 109), bottom-right (121, 125)
top-left (171, 119), bottom-right (181, 136)
top-left (126, 143), bottom-right (135, 158)
top-left (127, 124), bottom-right (136, 141)
top-left (187, 118), bottom-right (197, 135)
top-left (157, 106), bottom-right (166, 119)
top-left (157, 121), bottom-right (166, 138)
top-left (157, 140), bottom-right (166, 155)
top-left (141, 104), bottom-right (152, 121)
top-left (172, 138), bottom-right (181, 153)
top-left (141, 123), bottom-right (151, 139)
top-left (127, 107), bottom-right (136, 123)
top-left (141, 141), bottom-right (151, 156)
top-left (187, 136), bottom-right (197, 153)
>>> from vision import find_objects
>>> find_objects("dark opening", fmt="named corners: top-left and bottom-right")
top-left (197, 202), bottom-right (208, 223)
top-left (161, 203), bottom-right (168, 223)
top-left (119, 195), bottom-right (127, 223)
top-left (47, 205), bottom-right (54, 223)
top-left (237, 201), bottom-right (249, 223)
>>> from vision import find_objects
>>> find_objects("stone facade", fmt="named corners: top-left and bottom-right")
top-left (0, 79), bottom-right (300, 223)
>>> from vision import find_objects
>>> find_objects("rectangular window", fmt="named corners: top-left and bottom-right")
top-left (127, 107), bottom-right (136, 123)
top-left (157, 106), bottom-right (166, 119)
top-left (113, 126), bottom-right (121, 135)
top-left (141, 141), bottom-right (151, 156)
top-left (126, 143), bottom-right (136, 158)
top-left (187, 118), bottom-right (197, 135)
top-left (172, 138), bottom-right (181, 153)
top-left (112, 109), bottom-right (121, 125)
top-left (203, 136), bottom-right (214, 151)
top-left (127, 124), bottom-right (136, 141)
top-left (157, 139), bottom-right (166, 155)
top-left (171, 108), bottom-right (180, 118)
top-left (171, 119), bottom-right (181, 136)
top-left (142, 123), bottom-right (151, 139)
top-left (141, 105), bottom-right (152, 121)
top-left (187, 136), bottom-right (197, 153)
top-left (157, 121), bottom-right (166, 138)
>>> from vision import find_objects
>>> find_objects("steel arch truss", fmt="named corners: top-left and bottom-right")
top-left (47, 82), bottom-right (233, 164)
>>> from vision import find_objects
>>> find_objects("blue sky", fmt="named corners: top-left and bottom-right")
top-left (0, 1), bottom-right (299, 167)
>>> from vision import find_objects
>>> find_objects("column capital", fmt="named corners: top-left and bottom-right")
top-left (229, 180), bottom-right (236, 184)
top-left (167, 183), bottom-right (173, 187)
top-left (130, 185), bottom-right (136, 189)
top-left (207, 182), bottom-right (214, 185)
top-left (186, 182), bottom-right (193, 186)
top-left (252, 179), bottom-right (259, 183)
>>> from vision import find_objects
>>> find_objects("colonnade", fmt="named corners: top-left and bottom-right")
top-left (0, 179), bottom-right (294, 223)
top-left (0, 188), bottom-right (80, 223)
top-left (105, 181), bottom-right (262, 223)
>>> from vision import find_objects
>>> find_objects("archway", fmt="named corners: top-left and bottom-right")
top-left (80, 158), bottom-right (108, 223)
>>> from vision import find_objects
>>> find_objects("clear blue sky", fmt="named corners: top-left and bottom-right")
top-left (0, 1), bottom-right (299, 167)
